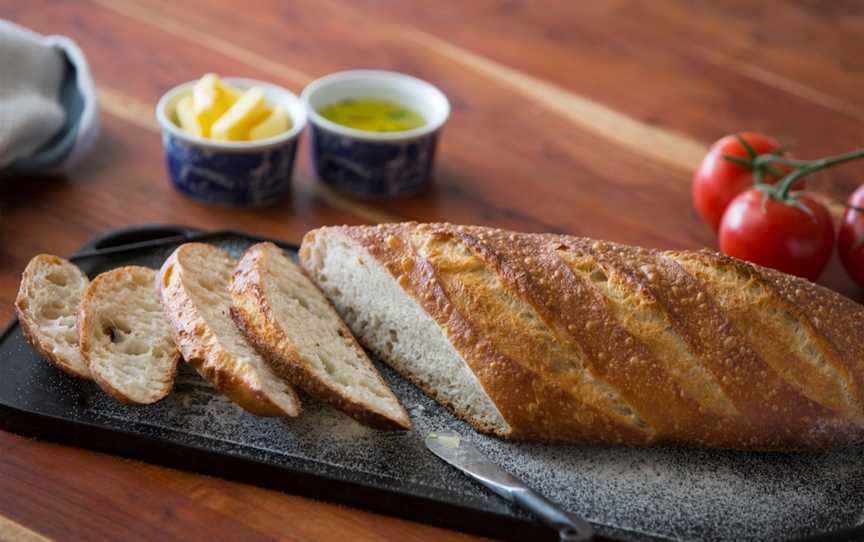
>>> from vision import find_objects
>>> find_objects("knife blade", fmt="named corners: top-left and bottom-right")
top-left (425, 430), bottom-right (594, 542)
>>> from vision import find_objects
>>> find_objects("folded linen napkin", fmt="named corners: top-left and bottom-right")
top-left (0, 20), bottom-right (99, 174)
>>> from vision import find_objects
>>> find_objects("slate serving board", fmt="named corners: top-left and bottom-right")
top-left (1, 225), bottom-right (863, 542)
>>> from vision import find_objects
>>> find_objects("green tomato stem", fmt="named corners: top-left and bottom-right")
top-left (754, 149), bottom-right (864, 200)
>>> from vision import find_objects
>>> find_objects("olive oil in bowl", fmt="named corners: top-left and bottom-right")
top-left (301, 70), bottom-right (450, 197)
top-left (319, 98), bottom-right (426, 133)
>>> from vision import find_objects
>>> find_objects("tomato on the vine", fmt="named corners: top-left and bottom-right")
top-left (718, 189), bottom-right (834, 281)
top-left (693, 132), bottom-right (786, 232)
top-left (838, 185), bottom-right (864, 287)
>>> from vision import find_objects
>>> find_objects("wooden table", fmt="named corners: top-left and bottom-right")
top-left (1, 1), bottom-right (862, 540)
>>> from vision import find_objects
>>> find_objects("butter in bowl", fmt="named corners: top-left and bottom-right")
top-left (302, 70), bottom-right (450, 199)
top-left (156, 74), bottom-right (306, 207)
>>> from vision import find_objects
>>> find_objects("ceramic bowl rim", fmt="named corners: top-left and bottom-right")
top-left (155, 77), bottom-right (307, 153)
top-left (301, 69), bottom-right (450, 143)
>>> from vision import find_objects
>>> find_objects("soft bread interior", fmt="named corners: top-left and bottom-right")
top-left (256, 247), bottom-right (407, 424)
top-left (301, 230), bottom-right (509, 434)
top-left (169, 244), bottom-right (299, 416)
top-left (16, 255), bottom-right (90, 378)
top-left (82, 267), bottom-right (177, 404)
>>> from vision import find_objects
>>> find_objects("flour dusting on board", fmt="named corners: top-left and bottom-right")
top-left (86, 358), bottom-right (864, 541)
top-left (19, 234), bottom-right (864, 541)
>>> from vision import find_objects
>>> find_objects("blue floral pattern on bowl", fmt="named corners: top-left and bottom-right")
top-left (163, 132), bottom-right (297, 207)
top-left (310, 125), bottom-right (438, 198)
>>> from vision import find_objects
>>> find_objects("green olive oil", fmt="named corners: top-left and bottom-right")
top-left (319, 98), bottom-right (426, 133)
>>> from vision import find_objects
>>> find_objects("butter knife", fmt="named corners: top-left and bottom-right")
top-left (425, 430), bottom-right (594, 541)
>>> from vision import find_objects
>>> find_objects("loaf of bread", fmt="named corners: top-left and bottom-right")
top-left (15, 254), bottom-right (91, 379)
top-left (158, 243), bottom-right (301, 417)
top-left (300, 223), bottom-right (864, 450)
top-left (78, 266), bottom-right (180, 405)
top-left (230, 242), bottom-right (410, 430)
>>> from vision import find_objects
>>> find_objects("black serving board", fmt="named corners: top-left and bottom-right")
top-left (2, 225), bottom-right (863, 542)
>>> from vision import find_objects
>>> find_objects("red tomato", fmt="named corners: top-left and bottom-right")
top-left (838, 185), bottom-right (864, 287)
top-left (693, 132), bottom-right (785, 232)
top-left (718, 189), bottom-right (834, 281)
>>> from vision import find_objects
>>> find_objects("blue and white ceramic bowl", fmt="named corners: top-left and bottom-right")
top-left (156, 78), bottom-right (306, 207)
top-left (301, 70), bottom-right (450, 199)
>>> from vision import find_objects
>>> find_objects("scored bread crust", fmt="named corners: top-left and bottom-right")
top-left (15, 254), bottom-right (91, 379)
top-left (158, 243), bottom-right (301, 417)
top-left (230, 242), bottom-right (410, 430)
top-left (301, 223), bottom-right (864, 451)
top-left (78, 266), bottom-right (180, 405)
top-left (688, 249), bottom-right (864, 403)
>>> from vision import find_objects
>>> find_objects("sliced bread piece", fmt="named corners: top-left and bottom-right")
top-left (231, 242), bottom-right (410, 430)
top-left (15, 254), bottom-right (91, 378)
top-left (158, 243), bottom-right (301, 417)
top-left (78, 266), bottom-right (180, 405)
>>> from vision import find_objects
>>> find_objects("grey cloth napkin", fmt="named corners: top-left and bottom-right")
top-left (0, 20), bottom-right (99, 174)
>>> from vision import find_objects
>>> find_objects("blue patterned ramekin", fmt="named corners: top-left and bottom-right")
top-left (301, 70), bottom-right (450, 199)
top-left (155, 78), bottom-right (307, 207)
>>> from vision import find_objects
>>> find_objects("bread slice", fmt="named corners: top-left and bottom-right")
top-left (78, 266), bottom-right (180, 405)
top-left (300, 228), bottom-right (508, 436)
top-left (230, 242), bottom-right (410, 430)
top-left (158, 243), bottom-right (301, 416)
top-left (15, 254), bottom-right (91, 379)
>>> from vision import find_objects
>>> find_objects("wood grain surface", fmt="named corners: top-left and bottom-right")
top-left (1, 1), bottom-right (862, 540)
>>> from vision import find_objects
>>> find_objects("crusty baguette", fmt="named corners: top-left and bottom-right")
top-left (15, 254), bottom-right (91, 378)
top-left (158, 243), bottom-right (301, 417)
top-left (78, 266), bottom-right (180, 405)
top-left (230, 242), bottom-right (410, 430)
top-left (300, 223), bottom-right (864, 451)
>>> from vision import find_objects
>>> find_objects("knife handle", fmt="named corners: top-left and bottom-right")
top-left (512, 488), bottom-right (594, 541)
